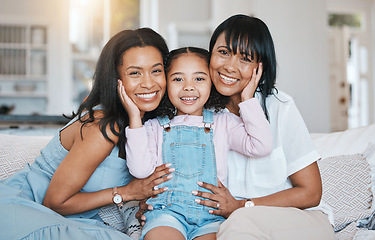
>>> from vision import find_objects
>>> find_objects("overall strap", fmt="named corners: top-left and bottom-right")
top-left (203, 109), bottom-right (213, 124)
top-left (203, 109), bottom-right (213, 132)
top-left (157, 115), bottom-right (171, 130)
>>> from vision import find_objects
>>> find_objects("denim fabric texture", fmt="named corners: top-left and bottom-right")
top-left (143, 110), bottom-right (224, 239)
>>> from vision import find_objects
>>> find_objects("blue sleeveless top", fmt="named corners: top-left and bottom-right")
top-left (2, 109), bottom-right (133, 220)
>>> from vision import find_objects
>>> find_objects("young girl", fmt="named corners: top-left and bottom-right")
top-left (118, 47), bottom-right (273, 240)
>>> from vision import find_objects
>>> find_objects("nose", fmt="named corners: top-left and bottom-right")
top-left (223, 56), bottom-right (236, 73)
top-left (140, 74), bottom-right (155, 89)
top-left (183, 82), bottom-right (195, 91)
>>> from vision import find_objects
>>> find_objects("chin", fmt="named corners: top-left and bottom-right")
top-left (215, 86), bottom-right (237, 97)
top-left (138, 104), bottom-right (159, 113)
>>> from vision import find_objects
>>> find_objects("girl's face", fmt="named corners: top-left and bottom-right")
top-left (167, 53), bottom-right (211, 116)
top-left (118, 46), bottom-right (166, 114)
top-left (210, 33), bottom-right (259, 97)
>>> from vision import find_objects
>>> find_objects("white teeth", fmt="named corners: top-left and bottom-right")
top-left (136, 92), bottom-right (157, 98)
top-left (181, 97), bottom-right (197, 101)
top-left (220, 73), bottom-right (238, 83)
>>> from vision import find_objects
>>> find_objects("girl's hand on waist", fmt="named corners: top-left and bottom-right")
top-left (193, 180), bottom-right (245, 219)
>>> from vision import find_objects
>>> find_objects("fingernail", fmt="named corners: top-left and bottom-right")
top-left (165, 163), bottom-right (172, 167)
top-left (197, 181), bottom-right (203, 186)
top-left (148, 205), bottom-right (153, 210)
top-left (192, 190), bottom-right (198, 195)
top-left (141, 216), bottom-right (146, 220)
top-left (169, 168), bottom-right (175, 172)
top-left (195, 199), bottom-right (201, 204)
top-left (209, 210), bottom-right (213, 214)
top-left (163, 187), bottom-right (168, 191)
top-left (167, 175), bottom-right (173, 179)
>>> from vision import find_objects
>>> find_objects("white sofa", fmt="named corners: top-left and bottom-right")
top-left (1, 124), bottom-right (375, 239)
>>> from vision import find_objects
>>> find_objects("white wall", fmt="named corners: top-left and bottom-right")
top-left (0, 0), bottom-right (72, 115)
top-left (254, 0), bottom-right (331, 133)
top-left (147, 0), bottom-right (331, 133)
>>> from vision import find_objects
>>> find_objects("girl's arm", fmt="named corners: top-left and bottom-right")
top-left (125, 121), bottom-right (161, 178)
top-left (228, 98), bottom-right (273, 157)
top-left (226, 61), bottom-right (272, 157)
top-left (118, 79), bottom-right (162, 178)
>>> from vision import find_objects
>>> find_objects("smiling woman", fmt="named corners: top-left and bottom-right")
top-left (209, 33), bottom-right (260, 99)
top-left (118, 46), bottom-right (166, 117)
top-left (192, 14), bottom-right (335, 240)
top-left (0, 28), bottom-right (172, 240)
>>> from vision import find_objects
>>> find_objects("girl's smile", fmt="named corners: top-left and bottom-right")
top-left (167, 53), bottom-right (211, 116)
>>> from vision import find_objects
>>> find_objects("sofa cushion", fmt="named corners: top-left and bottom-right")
top-left (0, 134), bottom-right (51, 180)
top-left (318, 149), bottom-right (374, 232)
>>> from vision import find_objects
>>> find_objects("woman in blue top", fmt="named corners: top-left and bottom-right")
top-left (0, 28), bottom-right (172, 240)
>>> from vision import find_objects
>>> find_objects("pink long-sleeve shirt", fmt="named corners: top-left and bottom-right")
top-left (125, 98), bottom-right (273, 185)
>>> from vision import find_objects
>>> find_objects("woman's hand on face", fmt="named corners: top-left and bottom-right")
top-left (241, 62), bottom-right (263, 102)
top-left (193, 181), bottom-right (244, 219)
top-left (117, 80), bottom-right (142, 128)
top-left (123, 163), bottom-right (174, 201)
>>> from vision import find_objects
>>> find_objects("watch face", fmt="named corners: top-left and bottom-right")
top-left (113, 194), bottom-right (122, 204)
top-left (245, 200), bottom-right (254, 208)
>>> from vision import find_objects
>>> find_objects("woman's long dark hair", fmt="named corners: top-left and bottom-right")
top-left (156, 47), bottom-right (228, 119)
top-left (70, 28), bottom-right (169, 154)
top-left (209, 14), bottom-right (277, 120)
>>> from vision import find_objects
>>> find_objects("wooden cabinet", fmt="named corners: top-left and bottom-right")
top-left (0, 23), bottom-right (48, 115)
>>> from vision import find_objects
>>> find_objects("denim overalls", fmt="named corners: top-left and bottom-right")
top-left (142, 110), bottom-right (224, 239)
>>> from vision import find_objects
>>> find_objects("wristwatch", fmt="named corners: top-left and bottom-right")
top-left (112, 187), bottom-right (123, 207)
top-left (244, 199), bottom-right (255, 208)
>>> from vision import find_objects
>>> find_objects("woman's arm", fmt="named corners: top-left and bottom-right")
top-left (43, 118), bottom-right (119, 215)
top-left (43, 116), bottom-right (172, 216)
top-left (194, 162), bottom-right (322, 218)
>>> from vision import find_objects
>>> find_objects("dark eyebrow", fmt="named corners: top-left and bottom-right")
top-left (194, 71), bottom-right (208, 76)
top-left (218, 45), bottom-right (232, 52)
top-left (126, 66), bottom-right (142, 71)
top-left (152, 63), bottom-right (163, 68)
top-left (169, 72), bottom-right (184, 77)
top-left (126, 63), bottom-right (163, 71)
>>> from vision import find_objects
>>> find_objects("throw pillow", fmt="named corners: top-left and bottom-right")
top-left (318, 152), bottom-right (373, 232)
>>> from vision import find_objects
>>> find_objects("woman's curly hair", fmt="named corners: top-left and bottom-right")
top-left (156, 47), bottom-right (229, 119)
